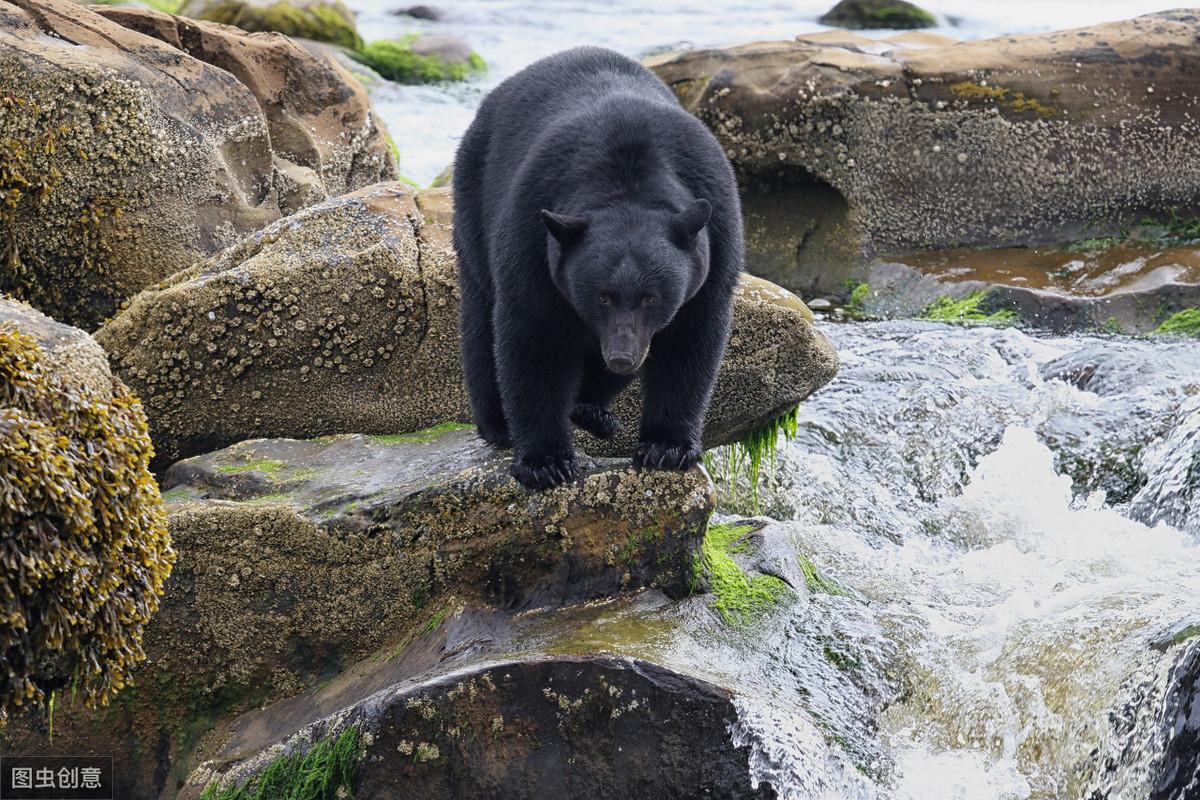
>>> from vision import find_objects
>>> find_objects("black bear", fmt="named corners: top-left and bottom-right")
top-left (452, 46), bottom-right (742, 490)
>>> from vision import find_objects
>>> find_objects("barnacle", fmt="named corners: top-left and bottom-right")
top-left (0, 325), bottom-right (174, 725)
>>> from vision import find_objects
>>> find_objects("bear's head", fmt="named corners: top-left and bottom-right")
top-left (541, 199), bottom-right (711, 375)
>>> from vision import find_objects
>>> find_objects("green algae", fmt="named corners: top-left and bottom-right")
top-left (91, 0), bottom-right (182, 11)
top-left (1153, 308), bottom-right (1200, 338)
top-left (704, 406), bottom-right (801, 514)
top-left (920, 291), bottom-right (1017, 326)
top-left (216, 458), bottom-right (285, 475)
top-left (198, 1), bottom-right (362, 49)
top-left (352, 36), bottom-right (486, 84)
top-left (369, 421), bottom-right (471, 445)
top-left (701, 523), bottom-right (791, 625)
top-left (818, 0), bottom-right (935, 29)
top-left (200, 726), bottom-right (361, 800)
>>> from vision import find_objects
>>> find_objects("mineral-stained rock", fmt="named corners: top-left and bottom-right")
top-left (1, 424), bottom-right (715, 798)
top-left (648, 11), bottom-right (1200, 288)
top-left (97, 182), bottom-right (839, 469)
top-left (0, 0), bottom-right (394, 328)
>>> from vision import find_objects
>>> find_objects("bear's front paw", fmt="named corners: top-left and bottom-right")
top-left (510, 451), bottom-right (581, 490)
top-left (571, 403), bottom-right (621, 440)
top-left (633, 441), bottom-right (703, 471)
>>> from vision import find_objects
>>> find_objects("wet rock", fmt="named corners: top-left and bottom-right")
top-left (393, 4), bottom-right (444, 21)
top-left (0, 0), bottom-right (394, 328)
top-left (818, 0), bottom-right (936, 30)
top-left (97, 183), bottom-right (839, 469)
top-left (648, 11), bottom-right (1200, 287)
top-left (187, 655), bottom-right (775, 800)
top-left (1, 425), bottom-right (714, 798)
top-left (177, 0), bottom-right (362, 49)
top-left (353, 34), bottom-right (485, 84)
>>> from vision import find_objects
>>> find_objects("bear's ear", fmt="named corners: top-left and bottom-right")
top-left (540, 209), bottom-right (588, 246)
top-left (671, 199), bottom-right (711, 245)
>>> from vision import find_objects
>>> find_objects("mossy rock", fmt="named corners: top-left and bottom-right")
top-left (0, 296), bottom-right (174, 726)
top-left (179, 0), bottom-right (362, 49)
top-left (818, 0), bottom-right (936, 29)
top-left (353, 34), bottom-right (486, 84)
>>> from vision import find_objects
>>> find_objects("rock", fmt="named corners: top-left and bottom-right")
top-left (648, 11), bottom-right (1200, 289)
top-left (186, 655), bottom-right (774, 800)
top-left (806, 297), bottom-right (833, 310)
top-left (392, 3), bottom-right (443, 20)
top-left (0, 296), bottom-right (174, 724)
top-left (97, 182), bottom-right (839, 469)
top-left (2, 424), bottom-right (715, 798)
top-left (818, 0), bottom-right (936, 30)
top-left (353, 34), bottom-right (486, 84)
top-left (177, 0), bottom-right (362, 49)
top-left (429, 163), bottom-right (454, 188)
top-left (0, 0), bottom-right (395, 329)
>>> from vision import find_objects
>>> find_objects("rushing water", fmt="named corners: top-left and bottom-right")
top-left (518, 320), bottom-right (1200, 799)
top-left (349, 0), bottom-right (1192, 185)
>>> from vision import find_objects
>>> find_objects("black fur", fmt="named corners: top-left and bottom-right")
top-left (453, 46), bottom-right (742, 490)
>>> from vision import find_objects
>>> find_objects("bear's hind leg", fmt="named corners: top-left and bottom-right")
top-left (571, 352), bottom-right (633, 440)
top-left (459, 276), bottom-right (511, 449)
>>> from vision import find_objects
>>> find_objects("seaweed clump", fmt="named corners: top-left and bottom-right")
top-left (352, 36), bottom-right (486, 84)
top-left (0, 326), bottom-right (174, 725)
top-left (818, 0), bottom-right (936, 30)
top-left (1153, 308), bottom-right (1200, 338)
top-left (920, 290), bottom-right (1017, 325)
top-left (201, 726), bottom-right (362, 800)
top-left (699, 523), bottom-right (791, 625)
top-left (191, 0), bottom-right (363, 49)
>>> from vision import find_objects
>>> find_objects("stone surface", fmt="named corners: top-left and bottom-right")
top-left (187, 655), bottom-right (775, 800)
top-left (0, 0), bottom-right (394, 329)
top-left (1, 425), bottom-right (715, 798)
top-left (818, 0), bottom-right (936, 30)
top-left (177, 0), bottom-right (361, 49)
top-left (97, 183), bottom-right (839, 469)
top-left (648, 11), bottom-right (1200, 290)
top-left (0, 295), bottom-right (114, 398)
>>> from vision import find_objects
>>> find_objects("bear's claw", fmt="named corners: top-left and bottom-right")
top-left (511, 452), bottom-right (581, 490)
top-left (571, 403), bottom-right (621, 439)
top-left (477, 424), bottom-right (513, 449)
top-left (633, 441), bottom-right (702, 471)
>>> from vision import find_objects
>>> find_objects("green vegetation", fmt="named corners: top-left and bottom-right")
top-left (0, 327), bottom-right (175, 725)
top-left (197, 1), bottom-right (362, 49)
top-left (369, 421), bottom-right (472, 445)
top-left (700, 523), bottom-right (791, 625)
top-left (352, 36), bottom-right (486, 84)
top-left (201, 726), bottom-right (361, 800)
top-left (844, 279), bottom-right (872, 317)
top-left (799, 554), bottom-right (846, 595)
top-left (705, 406), bottom-right (801, 514)
top-left (920, 290), bottom-right (1017, 326)
top-left (1153, 308), bottom-right (1200, 338)
top-left (91, 0), bottom-right (183, 12)
top-left (1066, 210), bottom-right (1200, 252)
top-left (216, 458), bottom-right (285, 475)
top-left (818, 0), bottom-right (936, 30)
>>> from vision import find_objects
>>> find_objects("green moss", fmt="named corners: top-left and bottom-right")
top-left (216, 458), bottom-right (285, 475)
top-left (198, 1), bottom-right (362, 49)
top-left (847, 280), bottom-right (871, 312)
top-left (701, 523), bottom-right (791, 625)
top-left (818, 0), bottom-right (936, 29)
top-left (1153, 308), bottom-right (1200, 338)
top-left (920, 290), bottom-right (1017, 326)
top-left (201, 725), bottom-right (361, 800)
top-left (0, 327), bottom-right (175, 726)
top-left (352, 36), bottom-right (486, 84)
top-left (369, 421), bottom-right (471, 445)
top-left (799, 554), bottom-right (846, 595)
top-left (91, 0), bottom-right (182, 11)
top-left (420, 609), bottom-right (447, 636)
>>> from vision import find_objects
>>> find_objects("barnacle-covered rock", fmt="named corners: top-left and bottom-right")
top-left (648, 11), bottom-right (1200, 288)
top-left (97, 182), bottom-right (838, 468)
top-left (0, 296), bottom-right (174, 725)
top-left (0, 0), bottom-right (394, 328)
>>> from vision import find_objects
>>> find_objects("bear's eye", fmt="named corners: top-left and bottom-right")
top-left (642, 295), bottom-right (657, 306)
top-left (599, 293), bottom-right (612, 306)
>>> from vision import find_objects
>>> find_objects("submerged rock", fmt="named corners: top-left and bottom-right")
top-left (818, 0), bottom-right (936, 30)
top-left (98, 183), bottom-right (839, 469)
top-left (648, 11), bottom-right (1200, 290)
top-left (0, 0), bottom-right (394, 328)
top-left (178, 0), bottom-right (362, 49)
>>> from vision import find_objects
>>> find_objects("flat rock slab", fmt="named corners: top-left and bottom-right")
top-left (187, 655), bottom-right (776, 800)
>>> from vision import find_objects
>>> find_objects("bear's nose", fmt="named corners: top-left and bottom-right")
top-left (606, 353), bottom-right (638, 374)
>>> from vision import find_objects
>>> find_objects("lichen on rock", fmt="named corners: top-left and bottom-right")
top-left (0, 296), bottom-right (174, 725)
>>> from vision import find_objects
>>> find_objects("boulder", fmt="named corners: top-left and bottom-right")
top-left (393, 4), bottom-right (444, 21)
top-left (177, 0), bottom-right (361, 49)
top-left (648, 11), bottom-right (1200, 290)
top-left (353, 33), bottom-right (486, 84)
top-left (0, 296), bottom-right (174, 724)
top-left (1, 424), bottom-right (715, 798)
top-left (0, 0), bottom-right (394, 329)
top-left (818, 0), bottom-right (936, 30)
top-left (96, 182), bottom-right (839, 469)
